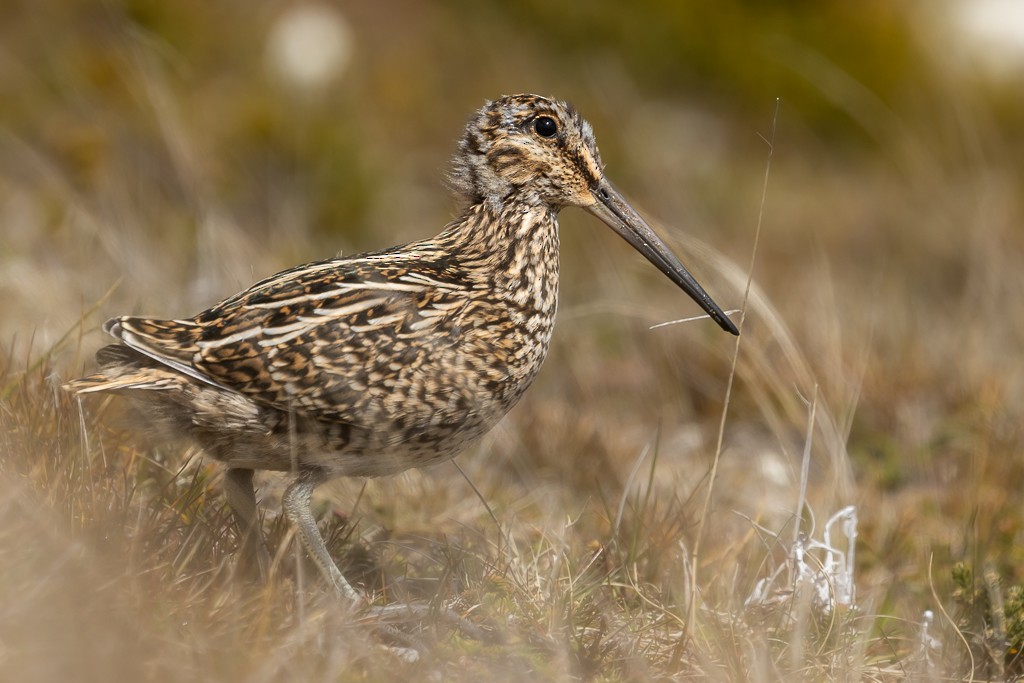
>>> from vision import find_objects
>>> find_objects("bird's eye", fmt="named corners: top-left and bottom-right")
top-left (533, 116), bottom-right (558, 139)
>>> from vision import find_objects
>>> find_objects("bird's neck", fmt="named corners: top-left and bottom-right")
top-left (439, 197), bottom-right (560, 306)
top-left (441, 197), bottom-right (557, 262)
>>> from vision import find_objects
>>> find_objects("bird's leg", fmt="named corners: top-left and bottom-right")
top-left (281, 470), bottom-right (488, 640)
top-left (282, 469), bottom-right (362, 603)
top-left (223, 467), bottom-right (271, 582)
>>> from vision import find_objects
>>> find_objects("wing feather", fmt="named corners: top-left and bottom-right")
top-left (103, 253), bottom-right (472, 420)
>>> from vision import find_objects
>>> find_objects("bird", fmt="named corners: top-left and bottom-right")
top-left (64, 94), bottom-right (738, 604)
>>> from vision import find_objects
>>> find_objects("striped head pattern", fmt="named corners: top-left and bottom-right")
top-left (449, 94), bottom-right (606, 210)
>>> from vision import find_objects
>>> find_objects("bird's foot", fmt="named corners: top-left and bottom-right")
top-left (357, 599), bottom-right (488, 642)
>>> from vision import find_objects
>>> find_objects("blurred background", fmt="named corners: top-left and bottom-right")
top-left (2, 0), bottom-right (1024, 677)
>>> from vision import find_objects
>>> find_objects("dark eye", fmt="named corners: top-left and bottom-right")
top-left (533, 116), bottom-right (558, 138)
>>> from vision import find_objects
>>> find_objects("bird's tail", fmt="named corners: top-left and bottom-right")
top-left (62, 345), bottom-right (184, 395)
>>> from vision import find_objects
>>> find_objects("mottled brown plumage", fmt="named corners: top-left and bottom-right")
top-left (65, 94), bottom-right (737, 602)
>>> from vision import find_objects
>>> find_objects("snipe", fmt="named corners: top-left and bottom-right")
top-left (65, 94), bottom-right (738, 603)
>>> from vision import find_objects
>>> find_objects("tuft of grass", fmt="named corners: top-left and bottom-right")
top-left (0, 343), bottom-right (952, 681)
top-left (951, 562), bottom-right (1024, 678)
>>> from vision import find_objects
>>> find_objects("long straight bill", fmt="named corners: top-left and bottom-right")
top-left (586, 180), bottom-right (739, 335)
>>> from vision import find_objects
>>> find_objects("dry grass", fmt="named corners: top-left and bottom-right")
top-left (4, 2), bottom-right (1024, 681)
top-left (0, 352), bottom-right (886, 682)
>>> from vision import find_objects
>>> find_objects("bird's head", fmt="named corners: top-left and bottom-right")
top-left (450, 94), bottom-right (738, 335)
top-left (449, 94), bottom-right (603, 209)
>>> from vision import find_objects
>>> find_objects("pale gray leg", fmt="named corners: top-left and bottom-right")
top-left (282, 470), bottom-right (361, 602)
top-left (281, 471), bottom-right (486, 639)
top-left (223, 468), bottom-right (271, 582)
